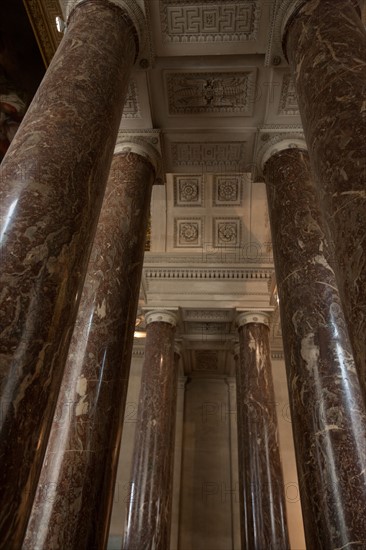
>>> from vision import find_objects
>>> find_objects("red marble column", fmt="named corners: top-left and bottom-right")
top-left (0, 0), bottom-right (144, 545)
top-left (23, 140), bottom-right (159, 550)
top-left (282, 0), bottom-right (366, 401)
top-left (263, 143), bottom-right (366, 548)
top-left (124, 311), bottom-right (179, 550)
top-left (236, 312), bottom-right (289, 550)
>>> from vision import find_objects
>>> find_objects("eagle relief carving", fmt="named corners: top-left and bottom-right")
top-left (167, 72), bottom-right (251, 114)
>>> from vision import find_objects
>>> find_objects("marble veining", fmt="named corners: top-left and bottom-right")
top-left (265, 148), bottom-right (366, 549)
top-left (0, 0), bottom-right (137, 545)
top-left (237, 322), bottom-right (289, 550)
top-left (123, 321), bottom-right (178, 550)
top-left (23, 152), bottom-right (154, 550)
top-left (285, 0), bottom-right (366, 403)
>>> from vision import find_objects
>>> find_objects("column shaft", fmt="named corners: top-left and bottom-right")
top-left (236, 316), bottom-right (289, 549)
top-left (23, 150), bottom-right (154, 549)
top-left (170, 375), bottom-right (186, 550)
top-left (284, 0), bottom-right (366, 399)
top-left (264, 148), bottom-right (366, 548)
top-left (124, 317), bottom-right (178, 550)
top-left (0, 1), bottom-right (137, 545)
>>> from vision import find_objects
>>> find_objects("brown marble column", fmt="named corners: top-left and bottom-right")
top-left (124, 310), bottom-right (179, 550)
top-left (23, 139), bottom-right (159, 550)
top-left (0, 0), bottom-right (144, 545)
top-left (263, 141), bottom-right (366, 548)
top-left (236, 312), bottom-right (289, 550)
top-left (281, 0), bottom-right (366, 400)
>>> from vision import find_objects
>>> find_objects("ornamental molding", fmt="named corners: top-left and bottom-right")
top-left (23, 0), bottom-right (62, 65)
top-left (236, 311), bottom-right (271, 328)
top-left (183, 309), bottom-right (233, 322)
top-left (143, 266), bottom-right (274, 281)
top-left (165, 69), bottom-right (257, 116)
top-left (144, 252), bottom-right (275, 267)
top-left (122, 80), bottom-right (141, 119)
top-left (265, 0), bottom-right (307, 66)
top-left (271, 351), bottom-right (284, 360)
top-left (170, 140), bottom-right (247, 172)
top-left (278, 73), bottom-right (299, 115)
top-left (115, 130), bottom-right (162, 178)
top-left (132, 346), bottom-right (145, 358)
top-left (159, 0), bottom-right (261, 44)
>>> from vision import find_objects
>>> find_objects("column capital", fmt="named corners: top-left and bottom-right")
top-left (114, 134), bottom-right (162, 177)
top-left (236, 312), bottom-right (271, 329)
top-left (258, 135), bottom-right (307, 172)
top-left (66, 0), bottom-right (147, 61)
top-left (145, 310), bottom-right (178, 327)
top-left (277, 0), bottom-right (362, 60)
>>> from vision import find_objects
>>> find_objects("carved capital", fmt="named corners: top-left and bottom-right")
top-left (257, 134), bottom-right (307, 172)
top-left (145, 310), bottom-right (178, 327)
top-left (66, 0), bottom-right (147, 61)
top-left (278, 0), bottom-right (362, 60)
top-left (236, 311), bottom-right (271, 329)
top-left (114, 134), bottom-right (162, 177)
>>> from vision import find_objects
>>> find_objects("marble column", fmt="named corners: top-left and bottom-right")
top-left (23, 139), bottom-right (159, 550)
top-left (0, 0), bottom-right (145, 545)
top-left (281, 0), bottom-right (366, 399)
top-left (236, 312), bottom-right (289, 550)
top-left (262, 141), bottom-right (366, 548)
top-left (124, 311), bottom-right (179, 550)
top-left (170, 369), bottom-right (186, 550)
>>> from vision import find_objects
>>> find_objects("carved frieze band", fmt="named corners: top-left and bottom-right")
top-left (160, 0), bottom-right (260, 43)
top-left (171, 141), bottom-right (247, 172)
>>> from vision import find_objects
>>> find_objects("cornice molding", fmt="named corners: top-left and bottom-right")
top-left (23, 0), bottom-right (63, 66)
top-left (132, 346), bottom-right (145, 358)
top-left (271, 351), bottom-right (284, 360)
top-left (144, 253), bottom-right (274, 267)
top-left (143, 266), bottom-right (274, 282)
